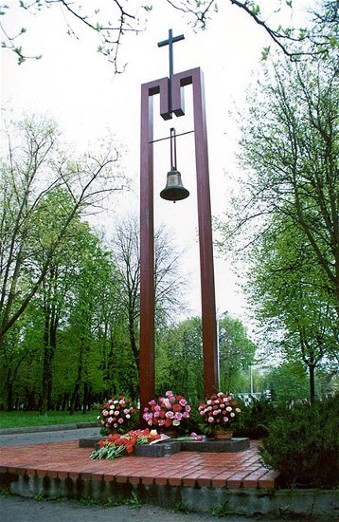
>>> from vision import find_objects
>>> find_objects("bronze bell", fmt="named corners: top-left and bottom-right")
top-left (160, 168), bottom-right (190, 202)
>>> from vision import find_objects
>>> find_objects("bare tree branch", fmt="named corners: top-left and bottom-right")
top-left (2, 0), bottom-right (339, 71)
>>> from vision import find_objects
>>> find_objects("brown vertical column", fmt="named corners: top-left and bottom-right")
top-left (139, 79), bottom-right (170, 423)
top-left (140, 86), bottom-right (155, 421)
top-left (172, 68), bottom-right (219, 396)
top-left (192, 69), bottom-right (219, 396)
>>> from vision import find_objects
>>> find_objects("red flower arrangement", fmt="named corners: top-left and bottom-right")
top-left (98, 395), bottom-right (136, 434)
top-left (90, 429), bottom-right (161, 460)
top-left (142, 390), bottom-right (191, 429)
top-left (198, 392), bottom-right (241, 432)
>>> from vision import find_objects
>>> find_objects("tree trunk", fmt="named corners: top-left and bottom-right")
top-left (128, 308), bottom-right (139, 371)
top-left (5, 357), bottom-right (25, 411)
top-left (6, 381), bottom-right (13, 411)
top-left (41, 311), bottom-right (52, 413)
top-left (70, 345), bottom-right (84, 415)
top-left (83, 381), bottom-right (91, 412)
top-left (309, 364), bottom-right (316, 403)
top-left (41, 291), bottom-right (59, 413)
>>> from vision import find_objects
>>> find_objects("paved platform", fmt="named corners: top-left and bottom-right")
top-left (0, 439), bottom-right (277, 490)
top-left (1, 439), bottom-right (338, 519)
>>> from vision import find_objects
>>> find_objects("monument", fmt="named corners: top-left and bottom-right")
top-left (139, 30), bottom-right (219, 419)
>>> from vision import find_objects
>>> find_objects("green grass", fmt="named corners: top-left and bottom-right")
top-left (0, 411), bottom-right (98, 430)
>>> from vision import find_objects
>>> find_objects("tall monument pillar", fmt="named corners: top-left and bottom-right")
top-left (139, 30), bottom-right (219, 418)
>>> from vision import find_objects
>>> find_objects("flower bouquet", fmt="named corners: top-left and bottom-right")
top-left (198, 392), bottom-right (241, 436)
top-left (90, 429), bottom-right (160, 460)
top-left (98, 395), bottom-right (136, 435)
top-left (142, 391), bottom-right (191, 432)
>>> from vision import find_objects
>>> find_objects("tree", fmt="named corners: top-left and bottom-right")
top-left (0, 194), bottom-right (129, 411)
top-left (217, 56), bottom-right (338, 399)
top-left (219, 56), bottom-right (339, 316)
top-left (111, 215), bottom-right (186, 376)
top-left (0, 319), bottom-right (40, 410)
top-left (47, 235), bottom-right (128, 411)
top-left (218, 312), bottom-right (256, 392)
top-left (0, 114), bottom-right (125, 350)
top-left (248, 217), bottom-right (337, 401)
top-left (156, 316), bottom-right (204, 399)
top-left (155, 313), bottom-right (255, 398)
top-left (2, 1), bottom-right (338, 69)
top-left (263, 361), bottom-right (310, 404)
top-left (63, 235), bottom-right (121, 414)
top-left (253, 58), bottom-right (337, 311)
top-left (33, 202), bottom-right (109, 412)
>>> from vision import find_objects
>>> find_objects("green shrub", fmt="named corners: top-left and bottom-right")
top-left (235, 398), bottom-right (279, 439)
top-left (259, 395), bottom-right (339, 488)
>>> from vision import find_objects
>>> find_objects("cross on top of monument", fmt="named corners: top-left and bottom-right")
top-left (158, 28), bottom-right (185, 80)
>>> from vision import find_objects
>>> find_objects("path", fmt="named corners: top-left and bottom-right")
top-left (0, 494), bottom-right (292, 522)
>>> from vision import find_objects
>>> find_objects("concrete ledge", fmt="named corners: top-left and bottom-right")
top-left (1, 471), bottom-right (337, 520)
top-left (0, 422), bottom-right (97, 436)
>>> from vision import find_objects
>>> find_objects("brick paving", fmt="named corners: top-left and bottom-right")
top-left (0, 439), bottom-right (279, 490)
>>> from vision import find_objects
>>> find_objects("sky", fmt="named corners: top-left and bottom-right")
top-left (1, 0), bottom-right (308, 325)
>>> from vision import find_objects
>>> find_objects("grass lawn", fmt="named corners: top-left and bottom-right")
top-left (0, 411), bottom-right (98, 430)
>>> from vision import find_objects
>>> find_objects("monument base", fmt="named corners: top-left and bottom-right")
top-left (79, 437), bottom-right (250, 456)
top-left (180, 437), bottom-right (250, 453)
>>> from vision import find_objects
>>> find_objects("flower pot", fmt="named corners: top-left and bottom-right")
top-left (213, 429), bottom-right (233, 440)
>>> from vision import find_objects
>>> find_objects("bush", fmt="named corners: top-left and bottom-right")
top-left (259, 395), bottom-right (339, 488)
top-left (235, 398), bottom-right (278, 439)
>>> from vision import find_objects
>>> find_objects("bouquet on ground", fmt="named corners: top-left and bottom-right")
top-left (98, 395), bottom-right (136, 435)
top-left (90, 429), bottom-right (161, 460)
top-left (142, 391), bottom-right (191, 430)
top-left (198, 392), bottom-right (241, 433)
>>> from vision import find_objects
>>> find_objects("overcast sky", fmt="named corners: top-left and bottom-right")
top-left (1, 1), bottom-right (309, 324)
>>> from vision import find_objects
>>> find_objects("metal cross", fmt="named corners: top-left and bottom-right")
top-left (158, 28), bottom-right (185, 81)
